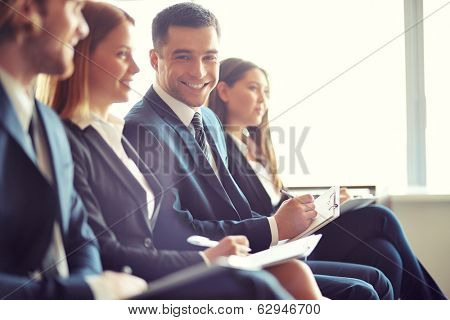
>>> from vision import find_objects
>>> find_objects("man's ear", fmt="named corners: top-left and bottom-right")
top-left (149, 49), bottom-right (159, 71)
top-left (10, 0), bottom-right (44, 38)
top-left (216, 81), bottom-right (230, 103)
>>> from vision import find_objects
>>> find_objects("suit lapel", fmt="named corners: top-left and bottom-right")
top-left (246, 163), bottom-right (274, 211)
top-left (146, 89), bottom-right (235, 207)
top-left (227, 136), bottom-right (272, 209)
top-left (203, 126), bottom-right (258, 216)
top-left (0, 84), bottom-right (37, 164)
top-left (35, 101), bottom-right (67, 228)
top-left (121, 136), bottom-right (163, 230)
top-left (0, 87), bottom-right (67, 229)
top-left (83, 127), bottom-right (154, 234)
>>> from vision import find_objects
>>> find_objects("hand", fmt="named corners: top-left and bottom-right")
top-left (340, 187), bottom-right (351, 204)
top-left (273, 194), bottom-right (317, 240)
top-left (92, 271), bottom-right (148, 300)
top-left (203, 235), bottom-right (250, 262)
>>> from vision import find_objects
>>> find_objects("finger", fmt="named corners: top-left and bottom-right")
top-left (236, 245), bottom-right (251, 256)
top-left (135, 277), bottom-right (149, 290)
top-left (340, 194), bottom-right (350, 203)
top-left (298, 194), bottom-right (314, 203)
top-left (340, 188), bottom-right (351, 197)
top-left (234, 241), bottom-right (251, 253)
top-left (302, 203), bottom-right (315, 211)
top-left (234, 235), bottom-right (250, 247)
top-left (304, 209), bottom-right (318, 219)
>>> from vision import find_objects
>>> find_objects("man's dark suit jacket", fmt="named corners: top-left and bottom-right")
top-left (63, 122), bottom-right (204, 282)
top-left (0, 83), bottom-right (101, 299)
top-left (225, 134), bottom-right (288, 217)
top-left (124, 87), bottom-right (271, 252)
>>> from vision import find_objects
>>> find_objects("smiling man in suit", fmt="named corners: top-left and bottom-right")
top-left (0, 0), bottom-right (148, 299)
top-left (124, 2), bottom-right (394, 300)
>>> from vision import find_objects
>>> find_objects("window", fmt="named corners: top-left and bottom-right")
top-left (109, 1), bottom-right (412, 192)
top-left (424, 0), bottom-right (450, 194)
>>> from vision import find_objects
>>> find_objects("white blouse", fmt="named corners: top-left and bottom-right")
top-left (228, 134), bottom-right (281, 207)
top-left (73, 112), bottom-right (155, 220)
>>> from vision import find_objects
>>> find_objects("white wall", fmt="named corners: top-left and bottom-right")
top-left (383, 195), bottom-right (450, 298)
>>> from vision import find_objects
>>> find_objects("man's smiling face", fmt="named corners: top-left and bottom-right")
top-left (151, 25), bottom-right (219, 108)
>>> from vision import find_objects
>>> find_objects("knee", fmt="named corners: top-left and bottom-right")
top-left (273, 260), bottom-right (313, 277)
top-left (266, 259), bottom-right (315, 286)
top-left (367, 238), bottom-right (402, 264)
top-left (365, 205), bottom-right (397, 222)
top-left (350, 281), bottom-right (380, 300)
top-left (295, 260), bottom-right (314, 274)
top-left (292, 260), bottom-right (317, 285)
top-left (364, 266), bottom-right (394, 300)
top-left (364, 205), bottom-right (403, 231)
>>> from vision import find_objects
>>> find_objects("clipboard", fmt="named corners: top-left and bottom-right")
top-left (288, 186), bottom-right (340, 242)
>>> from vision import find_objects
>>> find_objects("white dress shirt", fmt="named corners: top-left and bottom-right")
top-left (153, 83), bottom-right (279, 246)
top-left (72, 112), bottom-right (156, 220)
top-left (0, 68), bottom-right (34, 143)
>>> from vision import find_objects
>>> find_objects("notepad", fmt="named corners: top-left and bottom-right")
top-left (288, 186), bottom-right (340, 242)
top-left (224, 234), bottom-right (322, 270)
top-left (340, 196), bottom-right (375, 214)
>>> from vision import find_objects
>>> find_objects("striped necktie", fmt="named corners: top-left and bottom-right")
top-left (191, 112), bottom-right (208, 156)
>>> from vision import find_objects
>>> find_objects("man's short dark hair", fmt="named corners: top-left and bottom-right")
top-left (0, 0), bottom-right (46, 41)
top-left (152, 2), bottom-right (220, 52)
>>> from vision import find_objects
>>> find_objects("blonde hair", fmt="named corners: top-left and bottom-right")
top-left (37, 1), bottom-right (134, 119)
top-left (208, 58), bottom-right (283, 191)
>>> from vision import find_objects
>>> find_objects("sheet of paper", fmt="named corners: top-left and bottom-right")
top-left (225, 234), bottom-right (322, 270)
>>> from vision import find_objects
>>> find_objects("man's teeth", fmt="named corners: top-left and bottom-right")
top-left (185, 82), bottom-right (205, 89)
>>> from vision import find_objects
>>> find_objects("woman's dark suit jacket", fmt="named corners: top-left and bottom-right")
top-left (63, 121), bottom-right (203, 282)
top-left (225, 135), bottom-right (288, 217)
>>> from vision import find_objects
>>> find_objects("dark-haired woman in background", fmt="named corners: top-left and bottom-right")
top-left (208, 57), bottom-right (446, 300)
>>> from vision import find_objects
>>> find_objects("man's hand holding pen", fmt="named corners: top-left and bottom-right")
top-left (274, 193), bottom-right (318, 241)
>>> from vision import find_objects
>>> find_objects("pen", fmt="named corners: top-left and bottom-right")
top-left (281, 189), bottom-right (320, 200)
top-left (187, 235), bottom-right (251, 252)
top-left (280, 188), bottom-right (294, 199)
top-left (187, 235), bottom-right (219, 248)
top-left (280, 188), bottom-right (317, 214)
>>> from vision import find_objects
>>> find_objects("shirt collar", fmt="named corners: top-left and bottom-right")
top-left (153, 82), bottom-right (202, 127)
top-left (72, 111), bottom-right (125, 133)
top-left (228, 132), bottom-right (248, 157)
top-left (0, 67), bottom-right (34, 132)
